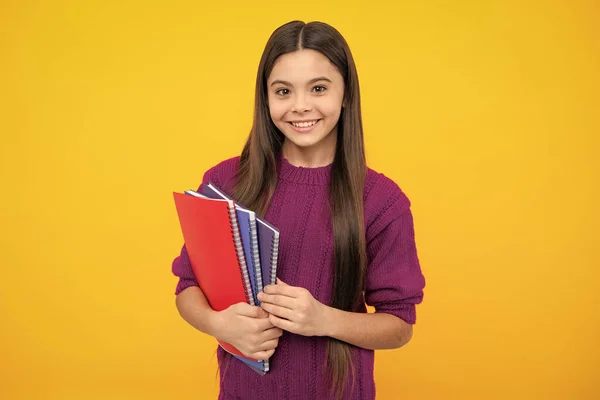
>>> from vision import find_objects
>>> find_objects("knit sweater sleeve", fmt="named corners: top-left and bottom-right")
top-left (364, 174), bottom-right (426, 324)
top-left (171, 157), bottom-right (240, 295)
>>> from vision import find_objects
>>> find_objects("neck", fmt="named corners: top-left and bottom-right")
top-left (282, 131), bottom-right (337, 168)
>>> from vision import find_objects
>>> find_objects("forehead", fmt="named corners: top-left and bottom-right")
top-left (268, 49), bottom-right (342, 83)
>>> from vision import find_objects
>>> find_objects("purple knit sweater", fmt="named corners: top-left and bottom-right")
top-left (172, 155), bottom-right (426, 400)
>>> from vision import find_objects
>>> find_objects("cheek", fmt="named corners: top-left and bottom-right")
top-left (319, 101), bottom-right (343, 121)
top-left (268, 102), bottom-right (288, 123)
top-left (315, 94), bottom-right (343, 117)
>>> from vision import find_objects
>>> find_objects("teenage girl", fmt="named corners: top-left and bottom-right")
top-left (172, 20), bottom-right (426, 400)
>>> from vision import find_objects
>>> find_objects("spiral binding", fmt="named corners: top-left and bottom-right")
top-left (270, 232), bottom-right (280, 286)
top-left (263, 230), bottom-right (279, 372)
top-left (249, 215), bottom-right (263, 293)
top-left (251, 216), bottom-right (271, 372)
top-left (227, 202), bottom-right (255, 306)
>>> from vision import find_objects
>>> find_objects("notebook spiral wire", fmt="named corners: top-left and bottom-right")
top-left (228, 205), bottom-right (254, 306)
top-left (250, 220), bottom-right (263, 294)
top-left (270, 233), bottom-right (280, 287)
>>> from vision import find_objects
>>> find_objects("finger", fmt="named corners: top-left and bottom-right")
top-left (261, 301), bottom-right (295, 321)
top-left (255, 316), bottom-right (276, 331)
top-left (263, 348), bottom-right (276, 360)
top-left (263, 282), bottom-right (302, 298)
top-left (261, 327), bottom-right (284, 341)
top-left (250, 348), bottom-right (275, 361)
top-left (233, 303), bottom-right (264, 318)
top-left (255, 308), bottom-right (269, 319)
top-left (258, 338), bottom-right (280, 351)
top-left (276, 278), bottom-right (288, 285)
top-left (269, 313), bottom-right (296, 333)
top-left (258, 292), bottom-right (295, 309)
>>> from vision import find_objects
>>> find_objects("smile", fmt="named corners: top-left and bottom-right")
top-left (290, 119), bottom-right (319, 128)
top-left (288, 119), bottom-right (321, 133)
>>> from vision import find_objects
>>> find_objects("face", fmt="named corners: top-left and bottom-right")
top-left (267, 49), bottom-right (345, 160)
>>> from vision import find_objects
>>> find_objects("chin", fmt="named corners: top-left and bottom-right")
top-left (288, 129), bottom-right (328, 143)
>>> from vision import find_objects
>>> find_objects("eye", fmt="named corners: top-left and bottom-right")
top-left (275, 88), bottom-right (290, 96)
top-left (312, 85), bottom-right (327, 93)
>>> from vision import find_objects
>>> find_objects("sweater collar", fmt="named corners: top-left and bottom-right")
top-left (277, 153), bottom-right (332, 185)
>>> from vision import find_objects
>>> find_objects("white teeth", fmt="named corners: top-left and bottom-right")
top-left (291, 120), bottom-right (318, 128)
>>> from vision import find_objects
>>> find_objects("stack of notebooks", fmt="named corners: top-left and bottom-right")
top-left (172, 182), bottom-right (280, 375)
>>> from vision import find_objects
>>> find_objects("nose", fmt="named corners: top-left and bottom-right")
top-left (291, 93), bottom-right (312, 113)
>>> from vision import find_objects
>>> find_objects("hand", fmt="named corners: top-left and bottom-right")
top-left (213, 302), bottom-right (283, 360)
top-left (258, 278), bottom-right (329, 337)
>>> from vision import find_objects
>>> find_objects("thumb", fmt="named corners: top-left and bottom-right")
top-left (276, 278), bottom-right (288, 286)
top-left (234, 303), bottom-right (264, 318)
top-left (256, 307), bottom-right (269, 318)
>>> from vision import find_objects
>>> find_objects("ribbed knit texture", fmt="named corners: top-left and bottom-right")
top-left (172, 155), bottom-right (426, 400)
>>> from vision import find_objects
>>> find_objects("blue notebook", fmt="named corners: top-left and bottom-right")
top-left (255, 216), bottom-right (280, 289)
top-left (202, 182), bottom-right (279, 291)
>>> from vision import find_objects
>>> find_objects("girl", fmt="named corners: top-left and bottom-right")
top-left (172, 20), bottom-right (426, 400)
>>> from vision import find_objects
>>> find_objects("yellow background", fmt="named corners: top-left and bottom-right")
top-left (1, 0), bottom-right (598, 399)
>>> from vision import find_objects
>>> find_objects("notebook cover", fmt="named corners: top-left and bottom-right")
top-left (256, 218), bottom-right (279, 287)
top-left (203, 182), bottom-right (279, 288)
top-left (184, 190), bottom-right (255, 304)
top-left (184, 189), bottom-right (268, 374)
top-left (172, 192), bottom-right (258, 362)
top-left (200, 184), bottom-right (263, 300)
top-left (198, 183), bottom-right (282, 373)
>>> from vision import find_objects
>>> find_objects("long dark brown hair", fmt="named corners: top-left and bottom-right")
top-left (232, 20), bottom-right (367, 398)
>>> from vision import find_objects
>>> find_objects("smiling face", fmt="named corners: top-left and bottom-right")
top-left (267, 49), bottom-right (345, 165)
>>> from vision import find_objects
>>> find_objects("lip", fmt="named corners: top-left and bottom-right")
top-left (289, 119), bottom-right (320, 123)
top-left (288, 119), bottom-right (321, 133)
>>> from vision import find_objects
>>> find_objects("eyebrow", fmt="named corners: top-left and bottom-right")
top-left (270, 76), bottom-right (332, 87)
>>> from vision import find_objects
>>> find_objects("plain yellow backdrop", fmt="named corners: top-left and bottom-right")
top-left (1, 0), bottom-right (598, 399)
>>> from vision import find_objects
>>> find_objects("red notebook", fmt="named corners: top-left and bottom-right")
top-left (172, 192), bottom-right (254, 360)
